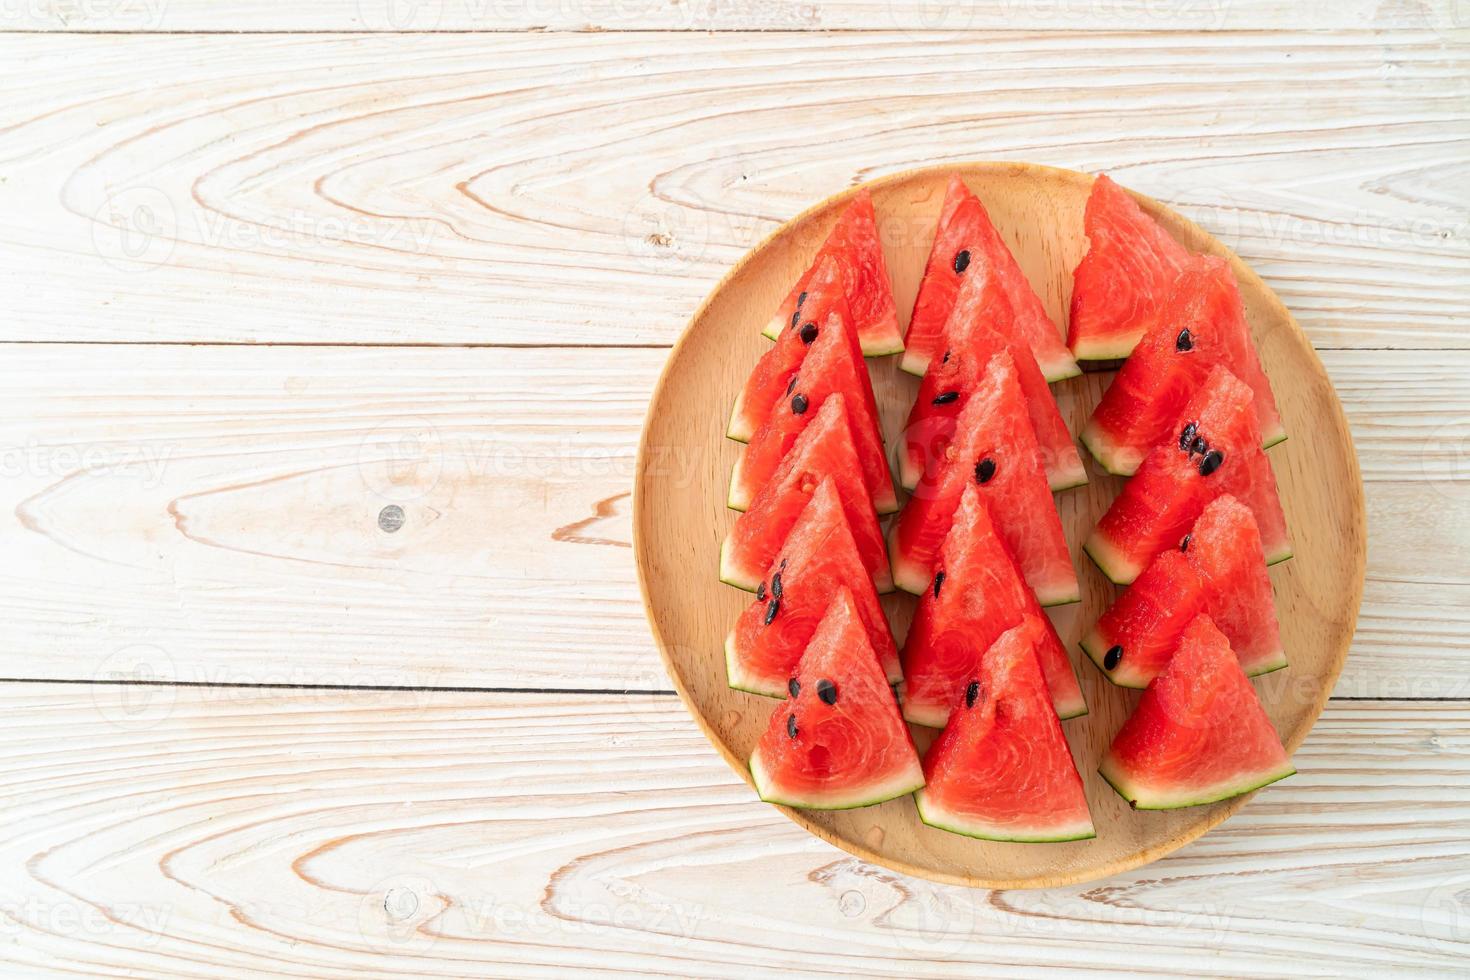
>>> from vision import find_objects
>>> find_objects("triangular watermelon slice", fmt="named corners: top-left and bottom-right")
top-left (725, 478), bottom-right (900, 697)
top-left (749, 588), bottom-right (924, 809)
top-left (1082, 494), bottom-right (1286, 687)
top-left (915, 619), bottom-right (1094, 842)
top-left (1099, 614), bottom-right (1295, 809)
top-left (1081, 255), bottom-right (1286, 475)
top-left (890, 350), bottom-right (1078, 605)
top-left (1068, 174), bottom-right (1192, 362)
top-left (1183, 494), bottom-right (1287, 675)
top-left (1081, 549), bottom-right (1204, 689)
top-left (901, 483), bottom-right (1085, 727)
top-left (729, 256), bottom-right (858, 442)
top-left (901, 174), bottom-right (1078, 381)
top-left (762, 190), bottom-right (904, 357)
top-left (898, 256), bottom-right (1085, 493)
top-left (1085, 366), bottom-right (1290, 585)
top-left (722, 395), bottom-right (892, 593)
top-left (732, 302), bottom-right (897, 515)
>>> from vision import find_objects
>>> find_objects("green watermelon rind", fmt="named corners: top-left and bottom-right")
top-left (1070, 334), bottom-right (1141, 364)
top-left (1081, 416), bottom-right (1292, 479)
top-left (729, 458), bottom-right (900, 517)
top-left (724, 630), bottom-right (786, 699)
top-left (726, 387), bottom-right (755, 443)
top-left (895, 446), bottom-right (1090, 496)
top-left (719, 535), bottom-right (896, 597)
top-left (1085, 529), bottom-right (1294, 587)
top-left (901, 694), bottom-right (1086, 730)
top-left (760, 318), bottom-right (906, 358)
top-left (749, 744), bottom-right (924, 810)
top-left (717, 536), bottom-right (761, 593)
top-left (914, 790), bottom-right (1096, 843)
top-left (1078, 419), bottom-right (1147, 478)
top-left (899, 347), bottom-right (1082, 384)
top-left (890, 532), bottom-right (1080, 606)
top-left (1080, 628), bottom-right (1289, 690)
top-left (726, 629), bottom-right (902, 697)
top-left (1098, 757), bottom-right (1296, 811)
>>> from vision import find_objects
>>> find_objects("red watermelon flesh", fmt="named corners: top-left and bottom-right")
top-left (1083, 495), bottom-right (1286, 688)
top-left (728, 256), bottom-right (852, 442)
top-left (898, 259), bottom-right (1085, 493)
top-left (762, 189), bottom-right (904, 357)
top-left (1081, 550), bottom-right (1205, 688)
top-left (900, 483), bottom-right (1085, 727)
top-left (1081, 255), bottom-right (1285, 475)
top-left (1185, 494), bottom-right (1287, 676)
top-left (722, 395), bottom-right (891, 593)
top-left (1085, 366), bottom-right (1289, 585)
top-left (890, 350), bottom-right (1078, 605)
top-left (732, 307), bottom-right (897, 515)
top-left (915, 618), bottom-right (1094, 842)
top-left (749, 588), bottom-right (924, 809)
top-left (901, 174), bottom-right (1078, 381)
top-left (1068, 174), bottom-right (1191, 362)
top-left (1099, 614), bottom-right (1294, 809)
top-left (726, 479), bottom-right (899, 697)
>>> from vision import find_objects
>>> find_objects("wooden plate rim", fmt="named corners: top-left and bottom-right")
top-left (632, 160), bottom-right (1367, 889)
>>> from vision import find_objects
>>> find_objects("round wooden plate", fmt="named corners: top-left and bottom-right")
top-left (633, 162), bottom-right (1366, 889)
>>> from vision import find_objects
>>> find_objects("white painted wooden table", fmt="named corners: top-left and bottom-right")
top-left (0, 4), bottom-right (1466, 975)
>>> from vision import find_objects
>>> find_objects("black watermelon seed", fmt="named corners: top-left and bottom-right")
top-left (1179, 421), bottom-right (1198, 452)
top-left (786, 713), bottom-right (798, 739)
top-left (1104, 645), bottom-right (1124, 670)
top-left (785, 375), bottom-right (798, 395)
top-left (933, 571), bottom-right (946, 599)
top-left (953, 249), bottom-right (971, 274)
top-left (788, 677), bottom-right (800, 698)
top-left (796, 290), bottom-right (808, 308)
top-left (764, 599), bottom-right (780, 625)
top-left (771, 571), bottom-right (783, 599)
top-left (1198, 449), bottom-right (1224, 476)
top-left (941, 349), bottom-right (952, 364)
top-left (756, 581), bottom-right (767, 601)
top-left (1190, 435), bottom-right (1208, 456)
top-left (779, 558), bottom-right (788, 571)
top-left (790, 310), bottom-right (801, 330)
top-left (1175, 328), bottom-right (1194, 352)
top-left (974, 457), bottom-right (997, 484)
top-left (817, 679), bottom-right (837, 705)
top-left (932, 390), bottom-right (960, 406)
top-left (791, 394), bottom-right (809, 414)
top-left (1179, 534), bottom-right (1192, 552)
top-left (799, 322), bottom-right (818, 345)
top-left (965, 679), bottom-right (980, 709)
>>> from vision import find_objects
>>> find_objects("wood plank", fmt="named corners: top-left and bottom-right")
top-left (0, 688), bottom-right (1463, 975)
top-left (0, 343), bottom-right (1461, 697)
top-left (1, 0), bottom-right (1440, 32)
top-left (0, 31), bottom-right (1462, 347)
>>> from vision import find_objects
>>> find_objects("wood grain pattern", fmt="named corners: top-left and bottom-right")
top-left (3, 0), bottom-right (1435, 32)
top-left (0, 343), bottom-right (1457, 695)
top-left (0, 30), bottom-right (1462, 346)
top-left (0, 687), bottom-right (1464, 975)
top-left (635, 163), bottom-right (1365, 887)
